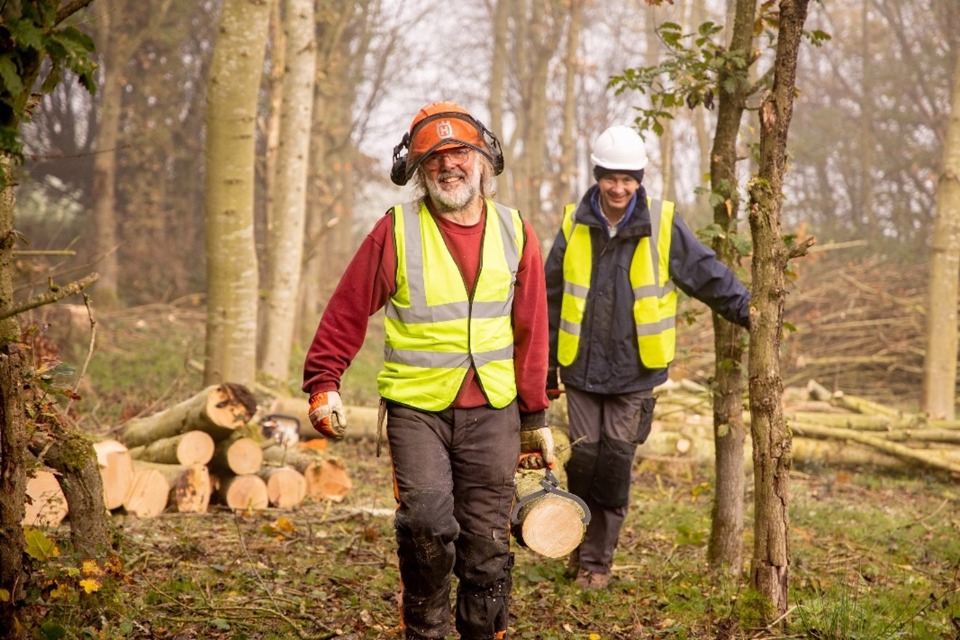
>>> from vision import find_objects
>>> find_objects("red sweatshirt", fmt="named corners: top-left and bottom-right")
top-left (302, 202), bottom-right (550, 420)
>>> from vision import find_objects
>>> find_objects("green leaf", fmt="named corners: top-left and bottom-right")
top-left (24, 526), bottom-right (60, 561)
top-left (39, 622), bottom-right (68, 640)
top-left (0, 56), bottom-right (25, 97)
top-left (9, 18), bottom-right (44, 51)
top-left (53, 26), bottom-right (96, 53)
top-left (40, 63), bottom-right (62, 94)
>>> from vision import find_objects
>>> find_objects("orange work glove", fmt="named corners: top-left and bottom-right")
top-left (308, 391), bottom-right (346, 440)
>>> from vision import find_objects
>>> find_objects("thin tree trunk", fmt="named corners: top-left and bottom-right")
top-left (261, 0), bottom-right (317, 382)
top-left (203, 0), bottom-right (272, 389)
top-left (747, 0), bottom-right (812, 623)
top-left (706, 0), bottom-right (757, 576)
top-left (90, 2), bottom-right (121, 307)
top-left (921, 47), bottom-right (960, 421)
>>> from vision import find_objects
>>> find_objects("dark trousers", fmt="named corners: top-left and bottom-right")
top-left (564, 387), bottom-right (655, 574)
top-left (387, 401), bottom-right (520, 640)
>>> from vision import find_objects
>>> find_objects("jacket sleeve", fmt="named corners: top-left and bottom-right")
top-left (301, 212), bottom-right (396, 396)
top-left (668, 214), bottom-right (751, 328)
top-left (512, 219), bottom-right (550, 426)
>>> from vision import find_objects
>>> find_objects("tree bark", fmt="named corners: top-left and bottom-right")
top-left (260, 0), bottom-right (317, 382)
top-left (202, 0), bottom-right (271, 389)
top-left (747, 0), bottom-right (812, 623)
top-left (118, 384), bottom-right (256, 448)
top-left (30, 430), bottom-right (113, 559)
top-left (707, 0), bottom-right (758, 576)
top-left (921, 46), bottom-right (960, 420)
top-left (128, 430), bottom-right (215, 466)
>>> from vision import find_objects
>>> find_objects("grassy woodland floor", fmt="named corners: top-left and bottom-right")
top-left (26, 300), bottom-right (960, 639)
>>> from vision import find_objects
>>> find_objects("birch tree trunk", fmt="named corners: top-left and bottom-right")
top-left (706, 0), bottom-right (758, 576)
top-left (260, 0), bottom-right (317, 382)
top-left (921, 47), bottom-right (960, 421)
top-left (203, 0), bottom-right (272, 389)
top-left (747, 0), bottom-right (812, 623)
top-left (90, 2), bottom-right (121, 308)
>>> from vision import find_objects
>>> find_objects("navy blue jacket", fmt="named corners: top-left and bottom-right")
top-left (545, 184), bottom-right (751, 394)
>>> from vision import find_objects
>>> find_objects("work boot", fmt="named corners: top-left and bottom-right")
top-left (574, 568), bottom-right (611, 590)
top-left (564, 548), bottom-right (579, 579)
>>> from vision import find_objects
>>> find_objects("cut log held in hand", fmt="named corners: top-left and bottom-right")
top-left (512, 429), bottom-right (587, 559)
top-left (128, 430), bottom-right (215, 466)
top-left (118, 383), bottom-right (256, 448)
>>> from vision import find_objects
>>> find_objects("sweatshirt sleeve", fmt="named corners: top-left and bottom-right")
top-left (669, 214), bottom-right (751, 328)
top-left (512, 219), bottom-right (550, 424)
top-left (301, 212), bottom-right (396, 396)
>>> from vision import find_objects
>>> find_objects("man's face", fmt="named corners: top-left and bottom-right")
top-left (422, 146), bottom-right (481, 213)
top-left (597, 174), bottom-right (640, 217)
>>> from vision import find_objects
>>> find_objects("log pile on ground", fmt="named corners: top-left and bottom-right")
top-left (674, 255), bottom-right (946, 404)
top-left (637, 378), bottom-right (960, 478)
top-left (23, 384), bottom-right (354, 526)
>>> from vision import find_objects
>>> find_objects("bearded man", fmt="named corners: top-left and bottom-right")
top-left (302, 102), bottom-right (552, 640)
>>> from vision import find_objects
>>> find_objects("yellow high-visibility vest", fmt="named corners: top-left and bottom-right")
top-left (557, 198), bottom-right (677, 369)
top-left (378, 199), bottom-right (525, 411)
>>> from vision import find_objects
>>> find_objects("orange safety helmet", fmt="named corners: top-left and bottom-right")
top-left (390, 101), bottom-right (504, 186)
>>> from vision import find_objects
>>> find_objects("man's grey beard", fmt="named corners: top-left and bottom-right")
top-left (426, 166), bottom-right (480, 212)
top-left (414, 155), bottom-right (497, 207)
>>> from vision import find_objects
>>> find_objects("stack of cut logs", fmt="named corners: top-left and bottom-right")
top-left (23, 384), bottom-right (353, 526)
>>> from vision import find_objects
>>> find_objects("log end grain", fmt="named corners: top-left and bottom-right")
top-left (177, 431), bottom-right (215, 466)
top-left (123, 468), bottom-right (171, 518)
top-left (259, 467), bottom-right (307, 509)
top-left (168, 463), bottom-right (212, 513)
top-left (302, 458), bottom-right (352, 502)
top-left (218, 474), bottom-right (269, 511)
top-left (519, 496), bottom-right (586, 559)
top-left (101, 450), bottom-right (135, 511)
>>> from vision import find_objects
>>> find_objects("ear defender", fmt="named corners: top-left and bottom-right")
top-left (479, 122), bottom-right (505, 176)
top-left (390, 132), bottom-right (411, 186)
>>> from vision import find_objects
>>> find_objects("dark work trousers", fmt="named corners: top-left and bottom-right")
top-left (564, 387), bottom-right (655, 574)
top-left (387, 401), bottom-right (521, 640)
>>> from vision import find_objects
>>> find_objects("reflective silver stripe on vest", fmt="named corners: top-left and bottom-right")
top-left (563, 281), bottom-right (590, 299)
top-left (631, 199), bottom-right (676, 300)
top-left (385, 200), bottom-right (520, 324)
top-left (559, 318), bottom-right (581, 336)
top-left (635, 316), bottom-right (676, 336)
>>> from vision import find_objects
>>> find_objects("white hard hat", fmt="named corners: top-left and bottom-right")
top-left (590, 125), bottom-right (648, 171)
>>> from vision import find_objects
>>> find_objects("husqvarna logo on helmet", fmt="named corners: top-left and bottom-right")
top-left (436, 120), bottom-right (454, 139)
